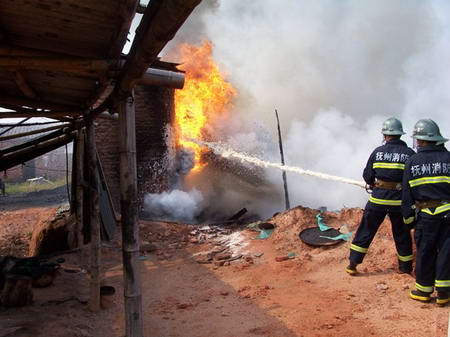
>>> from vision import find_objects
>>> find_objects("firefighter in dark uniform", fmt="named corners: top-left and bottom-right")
top-left (346, 117), bottom-right (414, 275)
top-left (402, 119), bottom-right (450, 306)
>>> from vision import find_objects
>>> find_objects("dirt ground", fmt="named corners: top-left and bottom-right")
top-left (1, 204), bottom-right (449, 337)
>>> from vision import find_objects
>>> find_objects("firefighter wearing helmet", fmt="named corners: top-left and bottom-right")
top-left (402, 119), bottom-right (450, 306)
top-left (346, 117), bottom-right (414, 276)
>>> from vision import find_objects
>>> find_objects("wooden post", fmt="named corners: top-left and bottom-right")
top-left (119, 90), bottom-right (143, 337)
top-left (75, 128), bottom-right (85, 248)
top-left (86, 118), bottom-right (101, 312)
top-left (275, 109), bottom-right (290, 210)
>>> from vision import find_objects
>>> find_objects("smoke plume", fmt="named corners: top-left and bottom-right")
top-left (144, 188), bottom-right (204, 222)
top-left (156, 1), bottom-right (450, 218)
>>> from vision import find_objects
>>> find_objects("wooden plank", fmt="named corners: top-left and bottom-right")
top-left (0, 56), bottom-right (117, 72)
top-left (86, 118), bottom-right (101, 313)
top-left (118, 90), bottom-right (143, 337)
top-left (12, 71), bottom-right (39, 99)
top-left (0, 16), bottom-right (114, 41)
top-left (0, 2), bottom-right (119, 27)
top-left (0, 94), bottom-right (78, 110)
top-left (5, 35), bottom-right (107, 59)
top-left (0, 45), bottom-right (66, 57)
top-left (0, 0), bottom-right (119, 15)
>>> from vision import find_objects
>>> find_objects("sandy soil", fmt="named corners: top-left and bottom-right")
top-left (1, 205), bottom-right (449, 337)
top-left (0, 207), bottom-right (58, 257)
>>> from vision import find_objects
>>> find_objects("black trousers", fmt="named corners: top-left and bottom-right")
top-left (414, 214), bottom-right (450, 293)
top-left (349, 209), bottom-right (413, 271)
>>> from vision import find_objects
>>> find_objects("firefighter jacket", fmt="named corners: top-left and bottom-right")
top-left (402, 145), bottom-right (450, 222)
top-left (363, 139), bottom-right (415, 211)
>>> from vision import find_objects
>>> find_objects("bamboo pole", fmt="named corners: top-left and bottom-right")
top-left (0, 123), bottom-right (70, 141)
top-left (75, 128), bottom-right (85, 249)
top-left (0, 117), bottom-right (30, 137)
top-left (86, 118), bottom-right (101, 312)
top-left (0, 129), bottom-right (66, 156)
top-left (0, 132), bottom-right (76, 171)
top-left (118, 90), bottom-right (143, 337)
top-left (275, 109), bottom-right (290, 210)
top-left (0, 110), bottom-right (79, 119)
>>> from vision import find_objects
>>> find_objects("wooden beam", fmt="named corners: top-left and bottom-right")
top-left (0, 128), bottom-right (67, 157)
top-left (0, 123), bottom-right (70, 142)
top-left (117, 0), bottom-right (202, 92)
top-left (0, 56), bottom-right (122, 74)
top-left (0, 94), bottom-right (78, 111)
top-left (75, 129), bottom-right (85, 249)
top-left (13, 71), bottom-right (39, 100)
top-left (86, 79), bottom-right (115, 110)
top-left (118, 90), bottom-right (143, 337)
top-left (109, 0), bottom-right (139, 58)
top-left (0, 131), bottom-right (76, 171)
top-left (0, 117), bottom-right (30, 137)
top-left (0, 110), bottom-right (80, 119)
top-left (86, 118), bottom-right (101, 313)
top-left (88, 1), bottom-right (138, 111)
top-left (0, 45), bottom-right (65, 57)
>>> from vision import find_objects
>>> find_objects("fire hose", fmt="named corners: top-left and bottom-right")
top-left (190, 139), bottom-right (367, 189)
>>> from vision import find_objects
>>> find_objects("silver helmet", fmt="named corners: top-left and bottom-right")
top-left (412, 119), bottom-right (448, 143)
top-left (381, 117), bottom-right (405, 136)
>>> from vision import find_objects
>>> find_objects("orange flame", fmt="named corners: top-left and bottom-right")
top-left (175, 41), bottom-right (237, 171)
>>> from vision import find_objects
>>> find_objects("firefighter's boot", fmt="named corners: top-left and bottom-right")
top-left (345, 263), bottom-right (358, 276)
top-left (436, 292), bottom-right (450, 307)
top-left (410, 290), bottom-right (432, 303)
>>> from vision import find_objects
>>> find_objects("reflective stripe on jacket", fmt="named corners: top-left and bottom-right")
top-left (402, 145), bottom-right (450, 219)
top-left (364, 139), bottom-right (415, 211)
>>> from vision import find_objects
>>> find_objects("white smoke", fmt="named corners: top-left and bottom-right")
top-left (159, 0), bottom-right (450, 215)
top-left (143, 188), bottom-right (204, 222)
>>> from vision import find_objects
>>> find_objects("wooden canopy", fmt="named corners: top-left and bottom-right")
top-left (0, 0), bottom-right (136, 116)
top-left (0, 0), bottom-right (199, 119)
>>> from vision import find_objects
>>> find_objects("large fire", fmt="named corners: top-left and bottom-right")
top-left (175, 41), bottom-right (237, 171)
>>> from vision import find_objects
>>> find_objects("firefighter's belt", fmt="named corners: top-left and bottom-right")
top-left (415, 200), bottom-right (450, 210)
top-left (374, 180), bottom-right (402, 191)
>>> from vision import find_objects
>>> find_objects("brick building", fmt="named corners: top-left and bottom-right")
top-left (95, 85), bottom-right (176, 209)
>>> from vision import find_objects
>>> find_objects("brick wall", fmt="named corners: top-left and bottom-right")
top-left (95, 118), bottom-right (121, 210)
top-left (95, 85), bottom-right (175, 210)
